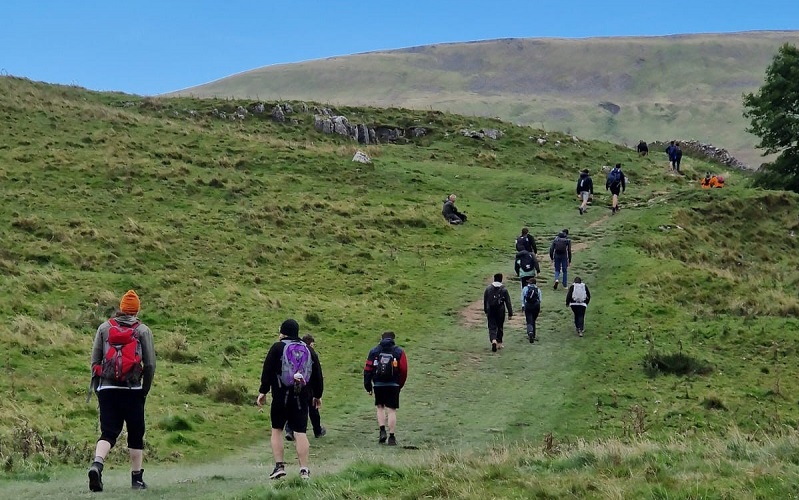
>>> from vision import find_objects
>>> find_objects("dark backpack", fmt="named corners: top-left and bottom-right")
top-left (518, 252), bottom-right (534, 272)
top-left (279, 339), bottom-right (313, 389)
top-left (487, 286), bottom-right (505, 308)
top-left (515, 236), bottom-right (526, 252)
top-left (554, 237), bottom-right (569, 254)
top-left (607, 168), bottom-right (622, 186)
top-left (373, 348), bottom-right (399, 383)
top-left (524, 285), bottom-right (540, 309)
top-left (96, 319), bottom-right (143, 385)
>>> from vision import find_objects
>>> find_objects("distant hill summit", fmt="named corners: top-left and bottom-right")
top-left (170, 31), bottom-right (799, 167)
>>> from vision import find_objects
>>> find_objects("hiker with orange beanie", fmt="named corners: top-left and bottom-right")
top-left (87, 290), bottom-right (156, 492)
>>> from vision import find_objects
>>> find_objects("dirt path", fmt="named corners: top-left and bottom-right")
top-left (461, 209), bottom-right (614, 331)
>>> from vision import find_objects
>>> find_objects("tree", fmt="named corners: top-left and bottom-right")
top-left (743, 43), bottom-right (799, 192)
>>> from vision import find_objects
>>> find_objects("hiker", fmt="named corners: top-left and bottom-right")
top-left (665, 141), bottom-right (676, 169)
top-left (715, 175), bottom-right (725, 188)
top-left (483, 273), bottom-right (513, 352)
top-left (637, 140), bottom-right (649, 156)
top-left (515, 227), bottom-right (538, 255)
top-left (363, 331), bottom-right (408, 446)
top-left (442, 194), bottom-right (467, 224)
top-left (701, 172), bottom-right (712, 188)
top-left (674, 143), bottom-right (683, 173)
top-left (605, 163), bottom-right (626, 214)
top-left (565, 277), bottom-right (591, 337)
top-left (521, 277), bottom-right (542, 343)
top-left (257, 319), bottom-right (324, 480)
top-left (548, 230), bottom-right (571, 290)
top-left (576, 168), bottom-right (594, 215)
top-left (514, 247), bottom-right (541, 290)
top-left (285, 334), bottom-right (326, 441)
top-left (87, 290), bottom-right (156, 492)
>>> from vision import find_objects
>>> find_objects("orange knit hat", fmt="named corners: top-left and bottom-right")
top-left (119, 289), bottom-right (141, 314)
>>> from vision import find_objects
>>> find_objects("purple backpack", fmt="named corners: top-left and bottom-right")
top-left (279, 339), bottom-right (312, 388)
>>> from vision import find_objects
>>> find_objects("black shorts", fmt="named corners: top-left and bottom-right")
top-left (609, 185), bottom-right (621, 196)
top-left (373, 386), bottom-right (400, 409)
top-left (97, 389), bottom-right (146, 449)
top-left (270, 390), bottom-right (309, 433)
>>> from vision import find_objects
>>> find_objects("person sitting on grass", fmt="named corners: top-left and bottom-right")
top-left (442, 194), bottom-right (467, 224)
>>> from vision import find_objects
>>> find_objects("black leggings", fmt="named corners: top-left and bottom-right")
top-left (97, 389), bottom-right (146, 449)
top-left (524, 305), bottom-right (540, 337)
top-left (570, 305), bottom-right (587, 331)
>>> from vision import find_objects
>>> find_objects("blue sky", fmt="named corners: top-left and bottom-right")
top-left (1, 0), bottom-right (796, 95)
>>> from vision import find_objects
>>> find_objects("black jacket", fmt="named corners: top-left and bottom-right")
top-left (576, 172), bottom-right (594, 194)
top-left (566, 283), bottom-right (592, 306)
top-left (259, 339), bottom-right (324, 399)
top-left (363, 338), bottom-right (408, 390)
top-left (483, 282), bottom-right (513, 316)
top-left (515, 233), bottom-right (537, 254)
top-left (514, 250), bottom-right (541, 276)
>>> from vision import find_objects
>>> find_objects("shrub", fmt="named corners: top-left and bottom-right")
top-left (185, 376), bottom-right (209, 395)
top-left (209, 380), bottom-right (248, 405)
top-left (643, 349), bottom-right (713, 378)
top-left (702, 396), bottom-right (727, 411)
top-left (159, 415), bottom-right (193, 431)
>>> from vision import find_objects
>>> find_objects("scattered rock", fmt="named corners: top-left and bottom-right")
top-left (352, 151), bottom-right (372, 164)
top-left (598, 101), bottom-right (621, 114)
top-left (410, 127), bottom-right (427, 138)
top-left (250, 102), bottom-right (266, 114)
top-left (271, 105), bottom-right (285, 123)
top-left (313, 115), bottom-right (334, 134)
top-left (460, 128), bottom-right (503, 140)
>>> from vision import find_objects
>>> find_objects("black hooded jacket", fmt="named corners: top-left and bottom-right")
top-left (576, 172), bottom-right (594, 194)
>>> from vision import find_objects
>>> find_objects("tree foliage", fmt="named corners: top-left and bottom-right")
top-left (743, 44), bottom-right (799, 192)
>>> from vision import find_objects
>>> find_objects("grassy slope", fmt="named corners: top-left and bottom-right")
top-left (1, 76), bottom-right (799, 498)
top-left (171, 31), bottom-right (799, 167)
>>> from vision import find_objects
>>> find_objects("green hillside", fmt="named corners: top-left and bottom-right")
top-left (171, 31), bottom-right (799, 168)
top-left (2, 75), bottom-right (799, 498)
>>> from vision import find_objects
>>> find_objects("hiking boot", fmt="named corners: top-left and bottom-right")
top-left (269, 463), bottom-right (287, 480)
top-left (528, 334), bottom-right (535, 343)
top-left (88, 462), bottom-right (103, 492)
top-left (579, 207), bottom-right (584, 215)
top-left (387, 435), bottom-right (397, 446)
top-left (578, 329), bottom-right (584, 337)
top-left (314, 427), bottom-right (327, 438)
top-left (285, 428), bottom-right (295, 442)
top-left (299, 467), bottom-right (311, 480)
top-left (491, 341), bottom-right (497, 352)
top-left (131, 469), bottom-right (147, 490)
top-left (379, 428), bottom-right (388, 444)
top-left (498, 343), bottom-right (504, 349)
top-left (553, 281), bottom-right (559, 290)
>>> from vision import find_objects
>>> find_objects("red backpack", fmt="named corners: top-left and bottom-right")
top-left (93, 318), bottom-right (143, 385)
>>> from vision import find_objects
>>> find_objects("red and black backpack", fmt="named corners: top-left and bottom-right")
top-left (93, 318), bottom-right (143, 385)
